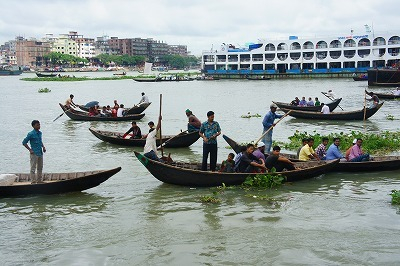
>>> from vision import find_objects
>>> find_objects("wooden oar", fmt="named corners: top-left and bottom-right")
top-left (158, 94), bottom-right (163, 157)
top-left (321, 91), bottom-right (344, 111)
top-left (53, 112), bottom-right (65, 122)
top-left (157, 130), bottom-right (188, 150)
top-left (255, 110), bottom-right (292, 145)
top-left (363, 90), bottom-right (367, 123)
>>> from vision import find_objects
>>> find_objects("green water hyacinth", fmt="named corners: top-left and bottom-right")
top-left (391, 190), bottom-right (400, 205)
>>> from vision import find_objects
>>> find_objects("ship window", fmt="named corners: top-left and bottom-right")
top-left (316, 51), bottom-right (327, 60)
top-left (302, 63), bottom-right (314, 69)
top-left (357, 61), bottom-right (370, 68)
top-left (388, 48), bottom-right (400, 56)
top-left (329, 62), bottom-right (341, 68)
top-left (290, 52), bottom-right (301, 60)
top-left (358, 49), bottom-right (370, 58)
top-left (344, 39), bottom-right (356, 48)
top-left (358, 38), bottom-right (371, 47)
top-left (329, 51), bottom-right (341, 59)
top-left (316, 63), bottom-right (327, 69)
top-left (277, 43), bottom-right (288, 51)
top-left (252, 54), bottom-right (263, 61)
top-left (265, 43), bottom-right (275, 51)
top-left (265, 64), bottom-right (275, 70)
top-left (302, 52), bottom-right (314, 60)
top-left (388, 36), bottom-right (400, 45)
top-left (277, 53), bottom-right (288, 61)
top-left (372, 60), bottom-right (385, 67)
top-left (303, 41), bottom-right (314, 49)
top-left (290, 42), bottom-right (301, 50)
top-left (344, 50), bottom-right (356, 58)
top-left (316, 41), bottom-right (327, 49)
top-left (265, 54), bottom-right (275, 61)
top-left (373, 37), bottom-right (386, 46)
top-left (252, 64), bottom-right (263, 70)
top-left (344, 62), bottom-right (355, 68)
top-left (372, 48), bottom-right (385, 57)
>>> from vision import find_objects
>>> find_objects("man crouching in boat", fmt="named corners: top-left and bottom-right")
top-left (265, 146), bottom-right (295, 172)
top-left (236, 144), bottom-right (267, 173)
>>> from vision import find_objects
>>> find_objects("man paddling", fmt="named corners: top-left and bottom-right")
top-left (65, 94), bottom-right (77, 108)
top-left (262, 103), bottom-right (282, 153)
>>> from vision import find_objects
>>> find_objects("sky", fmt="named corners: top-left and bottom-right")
top-left (1, 0), bottom-right (398, 56)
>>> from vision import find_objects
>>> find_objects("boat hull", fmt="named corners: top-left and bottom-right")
top-left (365, 90), bottom-right (400, 99)
top-left (134, 151), bottom-right (339, 187)
top-left (280, 103), bottom-right (383, 120)
top-left (89, 128), bottom-right (200, 148)
top-left (368, 69), bottom-right (400, 86)
top-left (274, 98), bottom-right (342, 112)
top-left (0, 167), bottom-right (121, 197)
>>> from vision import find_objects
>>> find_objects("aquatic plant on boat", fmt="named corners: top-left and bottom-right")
top-left (391, 190), bottom-right (400, 205)
top-left (241, 169), bottom-right (285, 189)
top-left (276, 130), bottom-right (400, 155)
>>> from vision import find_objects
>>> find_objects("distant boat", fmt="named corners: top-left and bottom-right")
top-left (36, 72), bottom-right (57, 78)
top-left (352, 73), bottom-right (368, 81)
top-left (0, 66), bottom-right (22, 76)
top-left (368, 69), bottom-right (400, 86)
top-left (113, 72), bottom-right (126, 76)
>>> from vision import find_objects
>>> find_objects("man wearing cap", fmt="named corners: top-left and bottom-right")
top-left (185, 109), bottom-right (201, 132)
top-left (199, 111), bottom-right (221, 171)
top-left (252, 142), bottom-right (266, 161)
top-left (139, 92), bottom-right (149, 104)
top-left (262, 103), bottom-right (283, 153)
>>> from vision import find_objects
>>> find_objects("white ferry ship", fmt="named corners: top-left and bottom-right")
top-left (202, 31), bottom-right (400, 76)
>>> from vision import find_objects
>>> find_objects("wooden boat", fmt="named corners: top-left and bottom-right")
top-left (36, 72), bottom-right (57, 78)
top-left (134, 151), bottom-right (339, 187)
top-left (113, 72), bottom-right (126, 76)
top-left (365, 90), bottom-right (400, 99)
top-left (279, 102), bottom-right (384, 120)
top-left (89, 127), bottom-right (200, 148)
top-left (353, 74), bottom-right (368, 81)
top-left (368, 69), bottom-right (400, 87)
top-left (333, 156), bottom-right (400, 172)
top-left (133, 77), bottom-right (159, 82)
top-left (78, 102), bottom-right (151, 115)
top-left (273, 98), bottom-right (342, 112)
top-left (0, 66), bottom-right (22, 76)
top-left (0, 167), bottom-right (121, 197)
top-left (222, 134), bottom-right (299, 161)
top-left (59, 103), bottom-right (145, 121)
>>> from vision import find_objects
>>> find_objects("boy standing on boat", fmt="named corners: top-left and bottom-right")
top-left (22, 120), bottom-right (46, 184)
top-left (199, 111), bottom-right (221, 171)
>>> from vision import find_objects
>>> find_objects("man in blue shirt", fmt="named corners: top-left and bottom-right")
top-left (262, 103), bottom-right (283, 153)
top-left (22, 120), bottom-right (46, 184)
top-left (326, 137), bottom-right (344, 160)
top-left (199, 111), bottom-right (221, 171)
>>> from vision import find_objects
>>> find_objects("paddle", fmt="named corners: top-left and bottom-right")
top-left (157, 130), bottom-right (188, 150)
top-left (321, 91), bottom-right (344, 111)
top-left (53, 112), bottom-right (65, 122)
top-left (254, 110), bottom-right (291, 145)
top-left (363, 90), bottom-right (367, 123)
top-left (158, 94), bottom-right (164, 157)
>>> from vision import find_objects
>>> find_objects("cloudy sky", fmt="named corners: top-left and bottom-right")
top-left (1, 0), bottom-right (398, 55)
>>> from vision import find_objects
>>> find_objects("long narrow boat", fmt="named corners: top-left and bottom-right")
top-left (0, 167), bottom-right (121, 197)
top-left (36, 72), bottom-right (57, 78)
top-left (279, 102), bottom-right (383, 120)
top-left (59, 103), bottom-right (145, 121)
top-left (133, 77), bottom-right (159, 82)
top-left (134, 151), bottom-right (339, 187)
top-left (246, 76), bottom-right (271, 80)
top-left (78, 102), bottom-right (151, 115)
top-left (333, 156), bottom-right (400, 172)
top-left (222, 135), bottom-right (299, 161)
top-left (89, 128), bottom-right (200, 147)
top-left (223, 135), bottom-right (400, 172)
top-left (273, 98), bottom-right (342, 112)
top-left (365, 90), bottom-right (400, 100)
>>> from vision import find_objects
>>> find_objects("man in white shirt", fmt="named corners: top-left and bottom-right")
top-left (117, 104), bottom-right (125, 117)
top-left (143, 115), bottom-right (162, 161)
top-left (392, 87), bottom-right (400, 96)
top-left (321, 103), bottom-right (330, 114)
top-left (325, 89), bottom-right (335, 99)
top-left (139, 92), bottom-right (150, 104)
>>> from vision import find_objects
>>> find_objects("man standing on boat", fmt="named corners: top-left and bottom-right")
top-left (262, 103), bottom-right (282, 153)
top-left (22, 120), bottom-right (46, 184)
top-left (199, 111), bottom-right (221, 171)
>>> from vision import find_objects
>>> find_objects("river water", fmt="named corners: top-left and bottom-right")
top-left (1, 72), bottom-right (400, 265)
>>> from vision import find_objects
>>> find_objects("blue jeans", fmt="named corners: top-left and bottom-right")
top-left (262, 130), bottom-right (273, 153)
top-left (350, 154), bottom-right (370, 162)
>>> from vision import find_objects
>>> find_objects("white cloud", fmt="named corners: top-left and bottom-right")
top-left (0, 0), bottom-right (399, 55)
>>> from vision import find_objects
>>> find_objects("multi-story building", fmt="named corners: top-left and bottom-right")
top-left (95, 35), bottom-right (112, 55)
top-left (52, 34), bottom-right (77, 56)
top-left (147, 39), bottom-right (169, 60)
top-left (168, 45), bottom-right (188, 56)
top-left (15, 37), bottom-right (51, 66)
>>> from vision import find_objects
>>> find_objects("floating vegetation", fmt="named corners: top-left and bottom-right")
top-left (275, 130), bottom-right (400, 155)
top-left (241, 112), bottom-right (262, 118)
top-left (22, 76), bottom-right (135, 82)
top-left (200, 195), bottom-right (221, 204)
top-left (386, 114), bottom-right (395, 120)
top-left (391, 190), bottom-right (400, 205)
top-left (241, 170), bottom-right (285, 189)
top-left (38, 88), bottom-right (51, 93)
